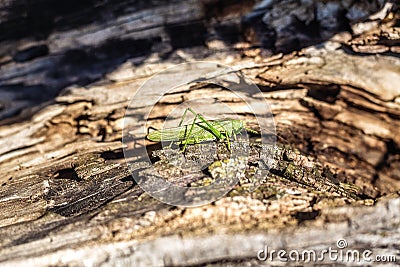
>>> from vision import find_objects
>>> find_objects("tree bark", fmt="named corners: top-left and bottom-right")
top-left (0, 0), bottom-right (399, 266)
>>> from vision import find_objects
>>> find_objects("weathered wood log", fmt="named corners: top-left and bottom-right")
top-left (0, 0), bottom-right (399, 266)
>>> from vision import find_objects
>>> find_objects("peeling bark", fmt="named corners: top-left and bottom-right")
top-left (0, 0), bottom-right (399, 266)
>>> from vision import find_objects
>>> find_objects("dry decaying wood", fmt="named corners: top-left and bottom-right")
top-left (0, 0), bottom-right (399, 266)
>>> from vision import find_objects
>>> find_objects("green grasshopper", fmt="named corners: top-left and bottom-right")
top-left (146, 108), bottom-right (258, 152)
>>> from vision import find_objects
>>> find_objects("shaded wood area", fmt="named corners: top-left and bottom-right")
top-left (0, 0), bottom-right (399, 266)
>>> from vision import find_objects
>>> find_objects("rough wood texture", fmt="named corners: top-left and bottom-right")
top-left (0, 0), bottom-right (399, 266)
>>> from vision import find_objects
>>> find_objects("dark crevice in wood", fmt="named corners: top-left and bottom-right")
top-left (0, 1), bottom-right (398, 264)
top-left (305, 84), bottom-right (341, 104)
top-left (202, 0), bottom-right (256, 19)
top-left (293, 210), bottom-right (321, 222)
top-left (375, 139), bottom-right (399, 172)
top-left (299, 98), bottom-right (326, 121)
top-left (12, 45), bottom-right (49, 63)
top-left (100, 150), bottom-right (125, 160)
top-left (166, 21), bottom-right (208, 49)
top-left (53, 168), bottom-right (81, 181)
top-left (256, 83), bottom-right (305, 92)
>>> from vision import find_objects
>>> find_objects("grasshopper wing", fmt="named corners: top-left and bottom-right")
top-left (146, 124), bottom-right (212, 142)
